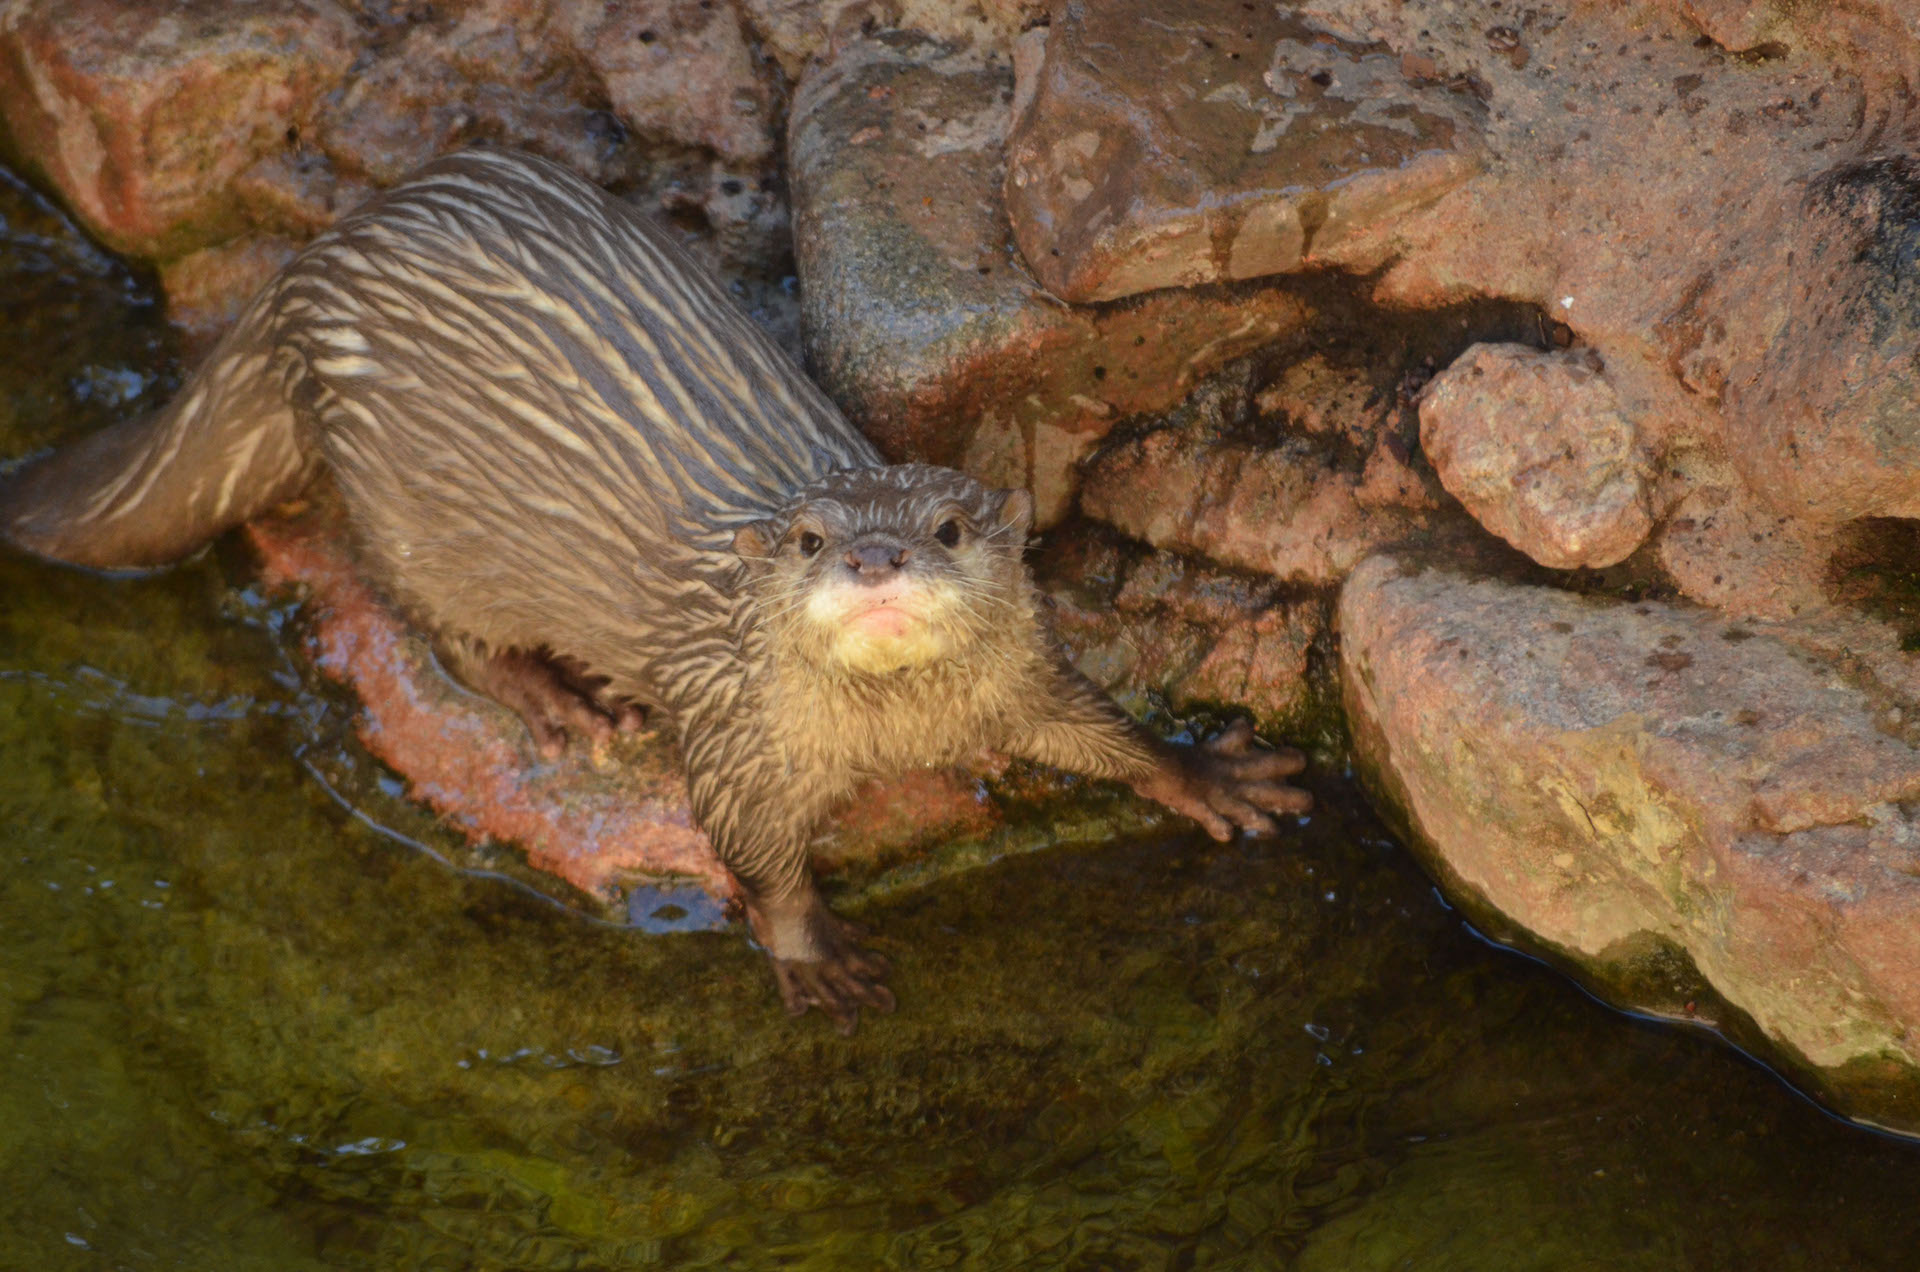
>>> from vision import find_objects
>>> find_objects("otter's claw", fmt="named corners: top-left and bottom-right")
top-left (1133, 718), bottom-right (1312, 840)
top-left (748, 894), bottom-right (896, 1035)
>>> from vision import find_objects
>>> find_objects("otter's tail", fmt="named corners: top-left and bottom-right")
top-left (0, 301), bottom-right (315, 571)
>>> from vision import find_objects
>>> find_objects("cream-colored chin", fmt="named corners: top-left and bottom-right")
top-left (832, 622), bottom-right (948, 672)
top-left (808, 584), bottom-right (951, 672)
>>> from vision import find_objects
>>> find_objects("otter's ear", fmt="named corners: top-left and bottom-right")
top-left (992, 487), bottom-right (1034, 541)
top-left (732, 519), bottom-right (782, 559)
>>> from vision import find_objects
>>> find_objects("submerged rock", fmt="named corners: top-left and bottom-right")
top-left (1418, 344), bottom-right (1652, 570)
top-left (1341, 554), bottom-right (1920, 1130)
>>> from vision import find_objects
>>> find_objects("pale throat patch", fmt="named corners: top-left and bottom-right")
top-left (804, 575), bottom-right (958, 672)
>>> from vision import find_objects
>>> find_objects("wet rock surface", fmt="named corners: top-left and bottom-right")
top-left (1418, 344), bottom-right (1652, 570)
top-left (787, 30), bottom-right (1311, 526)
top-left (1342, 555), bottom-right (1920, 1128)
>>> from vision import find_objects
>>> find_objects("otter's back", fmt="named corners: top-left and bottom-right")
top-left (274, 149), bottom-right (880, 656)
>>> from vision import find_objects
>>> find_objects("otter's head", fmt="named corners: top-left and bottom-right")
top-left (732, 465), bottom-right (1035, 676)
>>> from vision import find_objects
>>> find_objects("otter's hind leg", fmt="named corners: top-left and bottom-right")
top-left (435, 634), bottom-right (645, 757)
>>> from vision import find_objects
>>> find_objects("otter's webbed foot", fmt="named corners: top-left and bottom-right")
top-left (442, 643), bottom-right (645, 758)
top-left (746, 890), bottom-right (895, 1036)
top-left (1132, 719), bottom-right (1312, 840)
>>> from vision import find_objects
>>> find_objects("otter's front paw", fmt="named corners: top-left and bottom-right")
top-left (1133, 719), bottom-right (1312, 840)
top-left (747, 895), bottom-right (896, 1035)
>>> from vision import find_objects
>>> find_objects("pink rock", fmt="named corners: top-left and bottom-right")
top-left (1654, 475), bottom-right (1837, 621)
top-left (1078, 365), bottom-right (1444, 587)
top-left (1341, 554), bottom-right (1920, 1130)
top-left (158, 235), bottom-right (299, 354)
top-left (1723, 158), bottom-right (1920, 526)
top-left (0, 0), bottom-right (359, 258)
top-left (740, 0), bottom-right (1029, 79)
top-left (1667, 0), bottom-right (1785, 52)
top-left (1002, 0), bottom-right (1485, 302)
top-left (0, 0), bottom-right (790, 322)
top-left (1418, 344), bottom-right (1652, 570)
top-left (559, 0), bottom-right (780, 166)
top-left (1287, 0), bottom-right (1918, 602)
top-left (314, 0), bottom-right (594, 186)
top-left (981, 0), bottom-right (1920, 622)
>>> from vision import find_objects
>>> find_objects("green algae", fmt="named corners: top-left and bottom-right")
top-left (8, 163), bottom-right (1920, 1271)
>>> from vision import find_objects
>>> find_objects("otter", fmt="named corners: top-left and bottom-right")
top-left (0, 149), bottom-right (1310, 1031)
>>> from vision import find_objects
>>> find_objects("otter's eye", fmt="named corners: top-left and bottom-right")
top-left (934, 519), bottom-right (962, 548)
top-left (797, 531), bottom-right (824, 557)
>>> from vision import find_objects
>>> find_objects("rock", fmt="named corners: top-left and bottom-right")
top-left (1657, 0), bottom-right (1920, 69)
top-left (741, 0), bottom-right (1033, 79)
top-left (1034, 524), bottom-right (1322, 730)
top-left (1654, 473), bottom-right (1837, 620)
top-left (1418, 343), bottom-right (1652, 570)
top-left (1666, 0), bottom-right (1787, 53)
top-left (0, 0), bottom-right (791, 324)
top-left (1304, 0), bottom-right (1919, 568)
top-left (992, 0), bottom-right (1920, 609)
top-left (245, 499), bottom-right (996, 907)
top-left (314, 0), bottom-right (598, 187)
top-left (230, 148), bottom-right (376, 241)
top-left (0, 0), bottom-right (359, 259)
top-left (787, 30), bottom-right (1310, 526)
top-left (1078, 360), bottom-right (1446, 587)
top-left (1341, 554), bottom-right (1920, 1130)
top-left (559, 0), bottom-right (781, 166)
top-left (1724, 157), bottom-right (1920, 526)
top-left (1002, 0), bottom-right (1485, 302)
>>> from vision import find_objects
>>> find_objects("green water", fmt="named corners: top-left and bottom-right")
top-left (6, 168), bottom-right (1920, 1271)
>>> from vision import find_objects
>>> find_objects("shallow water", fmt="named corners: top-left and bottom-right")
top-left (6, 167), bottom-right (1920, 1271)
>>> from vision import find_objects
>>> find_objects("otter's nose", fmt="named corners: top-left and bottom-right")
top-left (845, 540), bottom-right (910, 576)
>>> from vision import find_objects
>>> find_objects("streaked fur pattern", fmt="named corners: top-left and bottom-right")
top-left (1, 149), bottom-right (1309, 1031)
